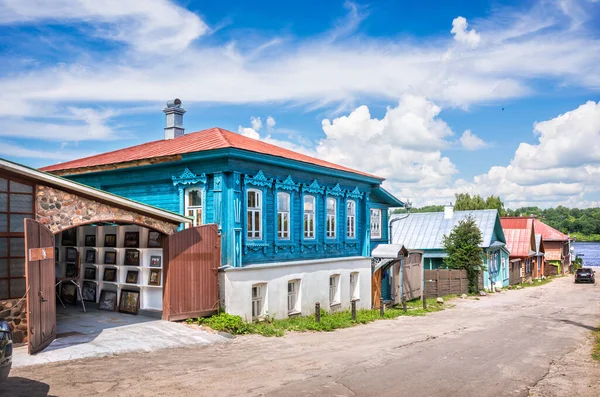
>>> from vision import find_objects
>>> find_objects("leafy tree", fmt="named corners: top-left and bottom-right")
top-left (442, 216), bottom-right (484, 293)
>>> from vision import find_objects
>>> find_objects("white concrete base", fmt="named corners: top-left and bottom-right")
top-left (220, 256), bottom-right (372, 321)
top-left (13, 308), bottom-right (228, 368)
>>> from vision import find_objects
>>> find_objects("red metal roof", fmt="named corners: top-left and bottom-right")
top-left (500, 217), bottom-right (535, 257)
top-left (40, 127), bottom-right (381, 179)
top-left (533, 219), bottom-right (569, 241)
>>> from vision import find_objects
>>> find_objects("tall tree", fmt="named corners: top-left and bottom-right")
top-left (442, 216), bottom-right (484, 293)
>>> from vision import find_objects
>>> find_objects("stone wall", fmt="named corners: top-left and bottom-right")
top-left (0, 298), bottom-right (27, 344)
top-left (36, 185), bottom-right (179, 235)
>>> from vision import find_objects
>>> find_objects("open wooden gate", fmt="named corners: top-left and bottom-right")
top-left (24, 219), bottom-right (56, 354)
top-left (402, 252), bottom-right (422, 301)
top-left (163, 224), bottom-right (220, 321)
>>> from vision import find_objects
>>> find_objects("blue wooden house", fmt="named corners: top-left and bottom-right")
top-left (42, 100), bottom-right (404, 319)
top-left (390, 206), bottom-right (510, 290)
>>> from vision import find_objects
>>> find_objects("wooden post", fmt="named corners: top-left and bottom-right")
top-left (402, 296), bottom-right (407, 313)
top-left (351, 300), bottom-right (356, 321)
top-left (380, 299), bottom-right (385, 317)
top-left (423, 290), bottom-right (427, 310)
top-left (315, 302), bottom-right (321, 323)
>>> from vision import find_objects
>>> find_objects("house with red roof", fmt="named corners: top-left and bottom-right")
top-left (500, 217), bottom-right (537, 283)
top-left (533, 219), bottom-right (571, 275)
top-left (41, 99), bottom-right (405, 320)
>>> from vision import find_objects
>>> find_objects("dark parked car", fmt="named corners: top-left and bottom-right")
top-left (575, 268), bottom-right (596, 284)
top-left (0, 321), bottom-right (12, 381)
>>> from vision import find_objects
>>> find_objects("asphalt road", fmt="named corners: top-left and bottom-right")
top-left (3, 276), bottom-right (600, 397)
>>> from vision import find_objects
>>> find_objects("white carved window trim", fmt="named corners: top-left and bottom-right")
top-left (303, 195), bottom-right (316, 239)
top-left (326, 197), bottom-right (337, 239)
top-left (277, 192), bottom-right (291, 240)
top-left (184, 187), bottom-right (203, 228)
top-left (247, 189), bottom-right (262, 240)
top-left (370, 209), bottom-right (382, 239)
top-left (347, 200), bottom-right (356, 239)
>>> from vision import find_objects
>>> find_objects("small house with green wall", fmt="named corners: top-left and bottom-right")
top-left (390, 206), bottom-right (510, 290)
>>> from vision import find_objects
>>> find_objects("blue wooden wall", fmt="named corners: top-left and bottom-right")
top-left (67, 153), bottom-right (395, 267)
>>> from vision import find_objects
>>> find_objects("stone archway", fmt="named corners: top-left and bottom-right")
top-left (35, 185), bottom-right (179, 235)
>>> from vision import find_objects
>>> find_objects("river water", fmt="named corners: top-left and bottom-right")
top-left (572, 241), bottom-right (600, 267)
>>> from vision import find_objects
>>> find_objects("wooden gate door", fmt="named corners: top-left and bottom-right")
top-left (24, 219), bottom-right (56, 354)
top-left (163, 224), bottom-right (220, 321)
top-left (402, 254), bottom-right (422, 301)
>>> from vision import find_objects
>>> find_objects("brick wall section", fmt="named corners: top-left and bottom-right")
top-left (35, 185), bottom-right (179, 235)
top-left (0, 299), bottom-right (27, 344)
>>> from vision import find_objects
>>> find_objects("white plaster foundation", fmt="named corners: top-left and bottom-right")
top-left (219, 256), bottom-right (372, 321)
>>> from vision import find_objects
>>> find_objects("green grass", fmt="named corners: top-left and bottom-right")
top-left (186, 295), bottom-right (456, 337)
top-left (511, 276), bottom-right (554, 289)
top-left (593, 326), bottom-right (600, 362)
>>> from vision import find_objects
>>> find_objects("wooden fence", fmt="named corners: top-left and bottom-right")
top-left (402, 251), bottom-right (422, 301)
top-left (424, 269), bottom-right (469, 297)
top-left (509, 260), bottom-right (521, 285)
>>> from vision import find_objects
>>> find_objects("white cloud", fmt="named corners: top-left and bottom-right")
top-left (462, 100), bottom-right (600, 208)
top-left (266, 116), bottom-right (276, 129)
top-left (460, 129), bottom-right (488, 150)
top-left (0, 0), bottom-right (208, 53)
top-left (451, 17), bottom-right (481, 48)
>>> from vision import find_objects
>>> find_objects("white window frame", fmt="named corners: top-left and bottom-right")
top-left (184, 187), bottom-right (203, 227)
top-left (303, 195), bottom-right (316, 239)
top-left (350, 272), bottom-right (360, 301)
top-left (251, 283), bottom-right (266, 320)
top-left (277, 192), bottom-right (291, 240)
top-left (246, 189), bottom-right (262, 240)
top-left (329, 274), bottom-right (340, 305)
top-left (326, 197), bottom-right (337, 239)
top-left (370, 209), bottom-right (382, 239)
top-left (346, 200), bottom-right (356, 239)
top-left (287, 279), bottom-right (300, 314)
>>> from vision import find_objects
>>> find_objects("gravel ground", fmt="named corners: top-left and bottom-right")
top-left (1, 276), bottom-right (599, 397)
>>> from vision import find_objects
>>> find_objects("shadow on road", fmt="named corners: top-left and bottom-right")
top-left (0, 376), bottom-right (53, 397)
top-left (558, 319), bottom-right (599, 332)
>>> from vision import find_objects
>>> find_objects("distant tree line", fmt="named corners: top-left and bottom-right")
top-left (392, 193), bottom-right (600, 240)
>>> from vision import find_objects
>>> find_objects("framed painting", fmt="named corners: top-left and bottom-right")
top-left (124, 249), bottom-right (140, 266)
top-left (61, 228), bottom-right (77, 247)
top-left (148, 269), bottom-right (162, 286)
top-left (104, 234), bottom-right (117, 248)
top-left (82, 281), bottom-right (97, 302)
top-left (65, 262), bottom-right (78, 278)
top-left (84, 235), bottom-right (96, 247)
top-left (85, 249), bottom-right (96, 264)
top-left (60, 283), bottom-right (77, 305)
top-left (103, 267), bottom-right (117, 282)
top-left (54, 247), bottom-right (59, 261)
top-left (65, 247), bottom-right (78, 262)
top-left (124, 232), bottom-right (139, 248)
top-left (148, 231), bottom-right (162, 248)
top-left (98, 290), bottom-right (118, 311)
top-left (119, 290), bottom-right (140, 315)
top-left (84, 267), bottom-right (96, 280)
top-left (125, 270), bottom-right (139, 284)
top-left (104, 251), bottom-right (117, 265)
top-left (150, 255), bottom-right (161, 267)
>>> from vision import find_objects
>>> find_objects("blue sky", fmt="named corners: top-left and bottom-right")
top-left (0, 0), bottom-right (600, 208)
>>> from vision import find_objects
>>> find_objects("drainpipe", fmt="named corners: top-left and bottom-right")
top-left (388, 200), bottom-right (412, 244)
